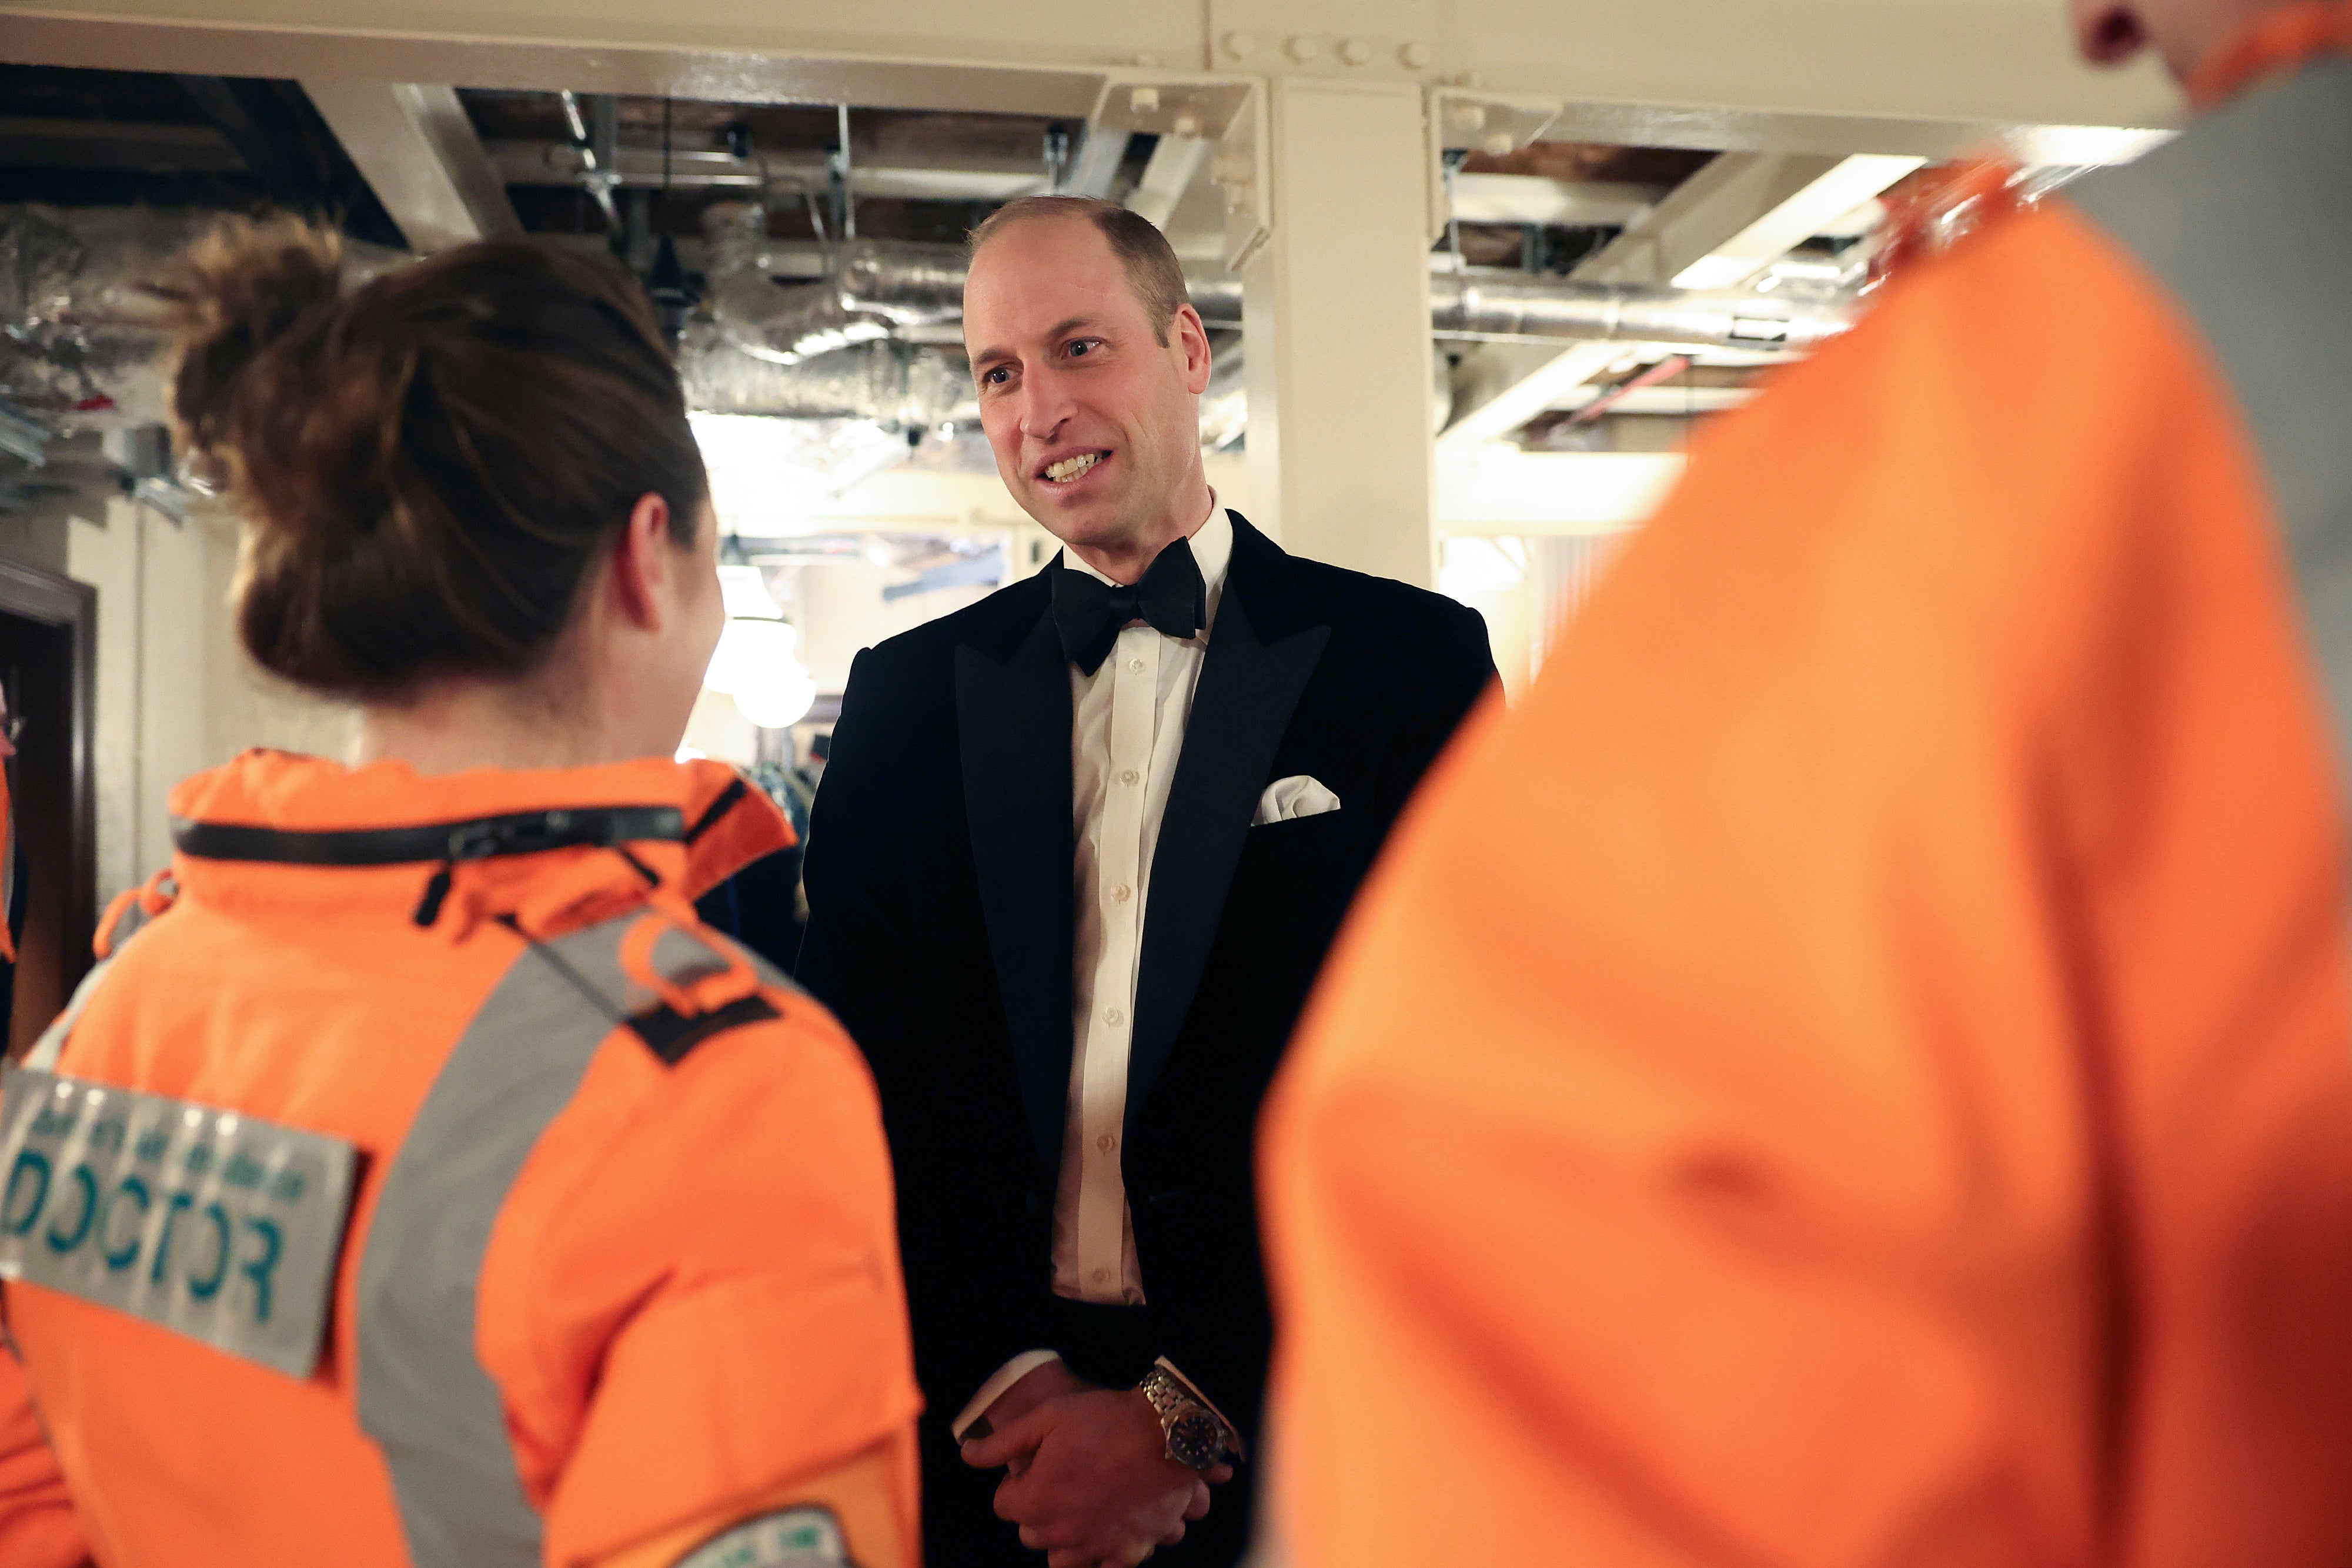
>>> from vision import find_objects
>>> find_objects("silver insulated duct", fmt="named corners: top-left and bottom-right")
top-left (703, 202), bottom-right (894, 366)
top-left (679, 326), bottom-right (978, 429)
top-left (1426, 273), bottom-right (1850, 351)
top-left (779, 239), bottom-right (1852, 355)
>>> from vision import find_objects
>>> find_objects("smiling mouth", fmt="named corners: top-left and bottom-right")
top-left (1041, 452), bottom-right (1106, 484)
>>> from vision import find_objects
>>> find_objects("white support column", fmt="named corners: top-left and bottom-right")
top-left (1242, 77), bottom-right (1434, 588)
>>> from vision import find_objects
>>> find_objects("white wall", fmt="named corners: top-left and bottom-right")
top-left (195, 514), bottom-right (359, 776)
top-left (10, 492), bottom-right (358, 906)
top-left (64, 497), bottom-right (144, 904)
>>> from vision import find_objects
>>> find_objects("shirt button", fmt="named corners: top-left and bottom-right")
top-left (1093, 1269), bottom-right (1111, 1285)
top-left (1120, 768), bottom-right (1140, 786)
top-left (1112, 883), bottom-right (1132, 902)
top-left (1098, 1133), bottom-right (1117, 1154)
top-left (1128, 658), bottom-right (1146, 673)
top-left (1105, 1007), bottom-right (1124, 1026)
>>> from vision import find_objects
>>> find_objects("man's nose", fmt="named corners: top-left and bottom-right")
top-left (1017, 365), bottom-right (1075, 442)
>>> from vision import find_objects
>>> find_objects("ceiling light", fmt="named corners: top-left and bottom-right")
top-left (1439, 536), bottom-right (1529, 599)
top-left (703, 615), bottom-right (818, 730)
top-left (718, 562), bottom-right (783, 620)
top-left (734, 667), bottom-right (818, 730)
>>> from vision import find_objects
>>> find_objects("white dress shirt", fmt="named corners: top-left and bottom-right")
top-left (953, 499), bottom-right (1234, 1436)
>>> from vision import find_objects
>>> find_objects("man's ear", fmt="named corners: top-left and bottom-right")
top-left (1174, 305), bottom-right (1213, 396)
top-left (606, 492), bottom-right (675, 633)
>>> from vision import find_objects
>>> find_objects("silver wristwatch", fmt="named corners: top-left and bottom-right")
top-left (1137, 1365), bottom-right (1240, 1472)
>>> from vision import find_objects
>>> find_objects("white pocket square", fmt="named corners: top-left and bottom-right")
top-left (1252, 775), bottom-right (1342, 826)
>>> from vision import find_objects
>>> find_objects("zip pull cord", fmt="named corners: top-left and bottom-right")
top-left (410, 810), bottom-right (589, 928)
top-left (412, 861), bottom-right (458, 928)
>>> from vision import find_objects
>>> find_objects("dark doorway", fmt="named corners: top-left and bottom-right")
top-left (0, 560), bottom-right (97, 1056)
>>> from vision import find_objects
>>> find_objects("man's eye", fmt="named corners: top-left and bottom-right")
top-left (1068, 339), bottom-right (1099, 357)
top-left (982, 366), bottom-right (1010, 386)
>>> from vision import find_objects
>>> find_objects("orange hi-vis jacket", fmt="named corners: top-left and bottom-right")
top-left (1262, 21), bottom-right (2352, 1568)
top-left (0, 750), bottom-right (920, 1568)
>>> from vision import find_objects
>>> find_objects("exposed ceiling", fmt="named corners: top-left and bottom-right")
top-left (0, 58), bottom-right (1986, 473)
top-left (0, 63), bottom-right (403, 246)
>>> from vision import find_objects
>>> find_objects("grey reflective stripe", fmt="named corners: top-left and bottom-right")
top-left (2066, 60), bottom-right (2352, 783)
top-left (654, 922), bottom-right (805, 999)
top-left (354, 911), bottom-right (799, 1568)
top-left (355, 920), bottom-right (634, 1568)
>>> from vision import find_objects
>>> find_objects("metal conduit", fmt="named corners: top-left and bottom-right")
top-left (736, 236), bottom-right (1854, 356)
top-left (1425, 273), bottom-right (1850, 350)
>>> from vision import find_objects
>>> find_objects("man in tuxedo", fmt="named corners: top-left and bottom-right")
top-left (796, 196), bottom-right (1494, 1568)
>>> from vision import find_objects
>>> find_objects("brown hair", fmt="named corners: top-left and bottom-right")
top-left (153, 215), bottom-right (708, 701)
top-left (967, 195), bottom-right (1192, 346)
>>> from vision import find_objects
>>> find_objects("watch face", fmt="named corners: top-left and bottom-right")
top-left (1168, 1406), bottom-right (1226, 1470)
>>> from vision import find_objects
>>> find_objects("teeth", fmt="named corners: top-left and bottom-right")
top-left (1044, 453), bottom-right (1101, 483)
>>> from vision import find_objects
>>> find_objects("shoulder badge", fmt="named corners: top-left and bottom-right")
top-left (674, 1505), bottom-right (859, 1568)
top-left (0, 1065), bottom-right (358, 1379)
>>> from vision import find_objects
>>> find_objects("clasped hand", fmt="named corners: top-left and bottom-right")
top-left (961, 1363), bottom-right (1233, 1568)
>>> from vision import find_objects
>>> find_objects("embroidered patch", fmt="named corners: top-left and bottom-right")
top-left (674, 1506), bottom-right (860, 1568)
top-left (0, 1066), bottom-right (358, 1379)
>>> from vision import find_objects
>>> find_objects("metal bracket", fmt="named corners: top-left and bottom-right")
top-left (1088, 72), bottom-right (1271, 271)
top-left (1424, 88), bottom-right (1562, 243)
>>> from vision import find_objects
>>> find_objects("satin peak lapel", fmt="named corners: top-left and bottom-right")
top-left (1129, 583), bottom-right (1329, 1135)
top-left (955, 609), bottom-right (1074, 1176)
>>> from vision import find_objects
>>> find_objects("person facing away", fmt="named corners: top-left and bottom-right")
top-left (0, 217), bottom-right (920, 1568)
top-left (794, 196), bottom-right (1495, 1568)
top-left (1260, 1), bottom-right (2352, 1564)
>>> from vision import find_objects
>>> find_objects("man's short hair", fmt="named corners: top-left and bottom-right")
top-left (967, 196), bottom-right (1192, 346)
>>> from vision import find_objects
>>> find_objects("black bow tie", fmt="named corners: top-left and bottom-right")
top-left (1049, 539), bottom-right (1208, 676)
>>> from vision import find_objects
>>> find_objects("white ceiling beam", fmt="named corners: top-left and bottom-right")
top-left (1058, 126), bottom-right (1131, 198)
top-left (1436, 340), bottom-right (1625, 456)
top-left (490, 139), bottom-right (1046, 202)
top-left (1124, 133), bottom-right (1210, 230)
top-left (1435, 156), bottom-right (1745, 457)
top-left (1445, 175), bottom-right (1662, 229)
top-left (1437, 149), bottom-right (1920, 456)
top-left (1569, 152), bottom-right (1843, 289)
top-left (7, 6), bottom-right (2176, 138)
top-left (302, 81), bottom-right (523, 253)
top-left (1668, 154), bottom-right (1924, 290)
top-left (1554, 384), bottom-right (1752, 416)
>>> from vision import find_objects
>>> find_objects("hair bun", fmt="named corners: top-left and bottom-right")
top-left (151, 214), bottom-right (345, 490)
top-left (142, 215), bottom-right (706, 701)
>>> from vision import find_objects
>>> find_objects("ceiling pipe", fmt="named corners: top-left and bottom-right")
top-left (777, 240), bottom-right (1852, 355)
top-left (1569, 353), bottom-right (1692, 426)
top-left (703, 202), bottom-right (894, 366)
top-left (679, 328), bottom-right (978, 427)
top-left (1428, 273), bottom-right (1850, 350)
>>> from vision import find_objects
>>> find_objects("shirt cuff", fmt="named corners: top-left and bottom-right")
top-left (951, 1350), bottom-right (1065, 1442)
top-left (1153, 1357), bottom-right (1247, 1461)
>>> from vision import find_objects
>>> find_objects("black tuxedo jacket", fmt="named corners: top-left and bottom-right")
top-left (796, 513), bottom-right (1492, 1552)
